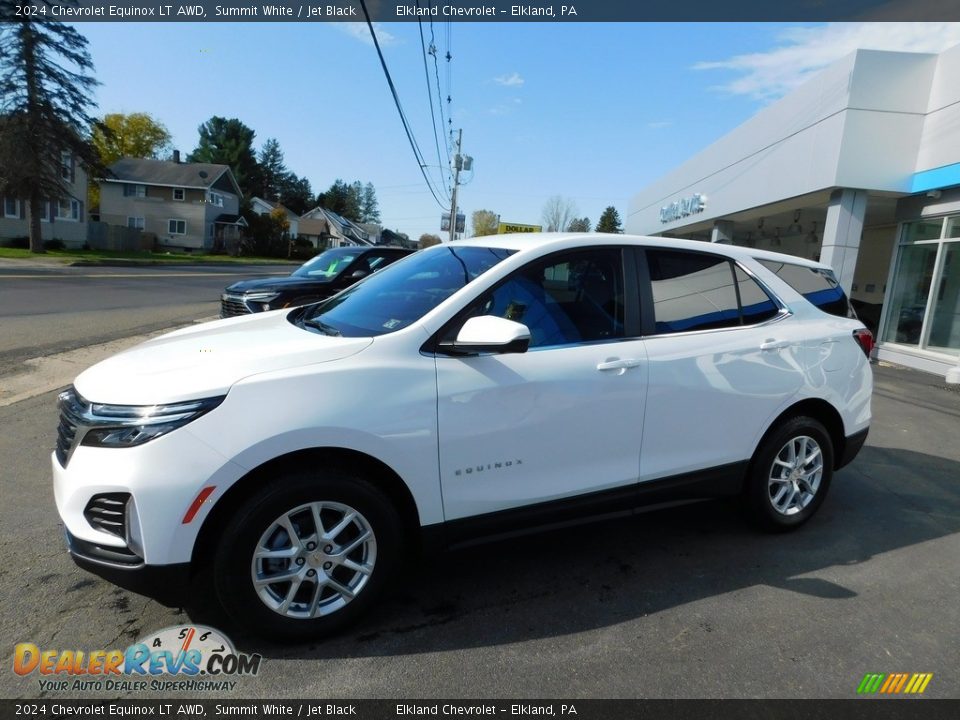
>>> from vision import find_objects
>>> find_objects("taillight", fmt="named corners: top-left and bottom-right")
top-left (853, 328), bottom-right (874, 357)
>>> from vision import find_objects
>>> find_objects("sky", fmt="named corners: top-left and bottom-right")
top-left (75, 21), bottom-right (960, 241)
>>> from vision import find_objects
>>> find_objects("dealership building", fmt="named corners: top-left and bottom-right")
top-left (627, 44), bottom-right (960, 377)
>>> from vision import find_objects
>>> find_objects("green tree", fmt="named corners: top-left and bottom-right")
top-left (279, 175), bottom-right (313, 216)
top-left (471, 209), bottom-right (499, 237)
top-left (360, 182), bottom-right (380, 223)
top-left (257, 138), bottom-right (290, 201)
top-left (567, 217), bottom-right (591, 232)
top-left (316, 179), bottom-right (361, 222)
top-left (0, 12), bottom-right (106, 253)
top-left (189, 116), bottom-right (260, 194)
top-left (243, 205), bottom-right (290, 258)
top-left (596, 206), bottom-right (623, 234)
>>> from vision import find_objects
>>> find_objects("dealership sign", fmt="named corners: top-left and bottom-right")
top-left (660, 194), bottom-right (707, 223)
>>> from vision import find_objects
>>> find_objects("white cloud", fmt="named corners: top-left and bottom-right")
top-left (647, 120), bottom-right (673, 129)
top-left (694, 23), bottom-right (960, 99)
top-left (493, 72), bottom-right (525, 87)
top-left (339, 22), bottom-right (398, 47)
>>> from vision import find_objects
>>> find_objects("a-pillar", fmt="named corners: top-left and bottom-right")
top-left (819, 189), bottom-right (867, 293)
top-left (710, 220), bottom-right (734, 244)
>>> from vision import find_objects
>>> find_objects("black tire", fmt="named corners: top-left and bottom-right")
top-left (213, 469), bottom-right (403, 641)
top-left (745, 416), bottom-right (834, 533)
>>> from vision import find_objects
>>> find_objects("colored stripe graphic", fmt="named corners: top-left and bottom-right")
top-left (857, 673), bottom-right (933, 695)
top-left (858, 674), bottom-right (885, 694)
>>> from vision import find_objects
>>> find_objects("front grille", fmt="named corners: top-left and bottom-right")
top-left (220, 295), bottom-right (251, 318)
top-left (56, 387), bottom-right (87, 467)
top-left (84, 493), bottom-right (131, 538)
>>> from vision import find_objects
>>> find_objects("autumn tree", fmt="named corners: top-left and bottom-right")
top-left (596, 206), bottom-right (623, 233)
top-left (0, 12), bottom-right (106, 252)
top-left (471, 209), bottom-right (499, 237)
top-left (419, 233), bottom-right (442, 249)
top-left (92, 112), bottom-right (172, 164)
top-left (89, 112), bottom-right (171, 208)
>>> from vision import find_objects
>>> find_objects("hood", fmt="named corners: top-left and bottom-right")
top-left (224, 275), bottom-right (333, 294)
top-left (74, 311), bottom-right (373, 405)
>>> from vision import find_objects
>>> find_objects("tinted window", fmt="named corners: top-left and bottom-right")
top-left (647, 250), bottom-right (740, 333)
top-left (758, 259), bottom-right (852, 318)
top-left (453, 249), bottom-right (625, 349)
top-left (294, 249), bottom-right (361, 279)
top-left (735, 266), bottom-right (780, 324)
top-left (300, 245), bottom-right (513, 337)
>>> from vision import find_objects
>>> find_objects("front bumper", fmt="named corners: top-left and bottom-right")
top-left (66, 529), bottom-right (191, 607)
top-left (52, 425), bottom-right (243, 566)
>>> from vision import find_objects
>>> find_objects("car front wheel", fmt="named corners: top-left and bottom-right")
top-left (745, 416), bottom-right (834, 532)
top-left (213, 470), bottom-right (403, 640)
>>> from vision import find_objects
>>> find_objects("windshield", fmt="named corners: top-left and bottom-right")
top-left (297, 245), bottom-right (515, 337)
top-left (292, 248), bottom-right (362, 280)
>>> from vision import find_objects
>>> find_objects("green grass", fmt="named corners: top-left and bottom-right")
top-left (0, 247), bottom-right (296, 264)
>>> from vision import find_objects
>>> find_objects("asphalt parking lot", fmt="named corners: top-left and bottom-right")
top-left (1, 362), bottom-right (958, 700)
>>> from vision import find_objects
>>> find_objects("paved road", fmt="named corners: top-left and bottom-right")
top-left (1, 364), bottom-right (958, 699)
top-left (0, 264), bottom-right (291, 374)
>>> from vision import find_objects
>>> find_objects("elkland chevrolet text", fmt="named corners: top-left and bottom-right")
top-left (54, 234), bottom-right (872, 639)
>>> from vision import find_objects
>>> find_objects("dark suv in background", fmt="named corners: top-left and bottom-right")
top-left (220, 246), bottom-right (414, 317)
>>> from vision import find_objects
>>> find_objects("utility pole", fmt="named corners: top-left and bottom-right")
top-left (448, 129), bottom-right (463, 243)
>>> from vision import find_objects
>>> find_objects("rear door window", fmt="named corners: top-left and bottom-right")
top-left (646, 250), bottom-right (741, 333)
top-left (758, 259), bottom-right (853, 318)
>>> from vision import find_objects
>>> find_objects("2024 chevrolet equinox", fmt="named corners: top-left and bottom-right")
top-left (53, 234), bottom-right (872, 639)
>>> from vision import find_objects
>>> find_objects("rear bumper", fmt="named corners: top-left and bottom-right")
top-left (838, 427), bottom-right (869, 469)
top-left (66, 529), bottom-right (191, 607)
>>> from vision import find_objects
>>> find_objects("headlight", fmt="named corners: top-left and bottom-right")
top-left (241, 291), bottom-right (281, 312)
top-left (60, 391), bottom-right (226, 449)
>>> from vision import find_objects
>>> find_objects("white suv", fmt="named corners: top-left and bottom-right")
top-left (53, 234), bottom-right (872, 639)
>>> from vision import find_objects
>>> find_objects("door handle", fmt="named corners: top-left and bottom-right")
top-left (596, 358), bottom-right (642, 371)
top-left (760, 339), bottom-right (791, 351)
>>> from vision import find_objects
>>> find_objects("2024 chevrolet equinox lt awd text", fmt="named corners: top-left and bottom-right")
top-left (219, 245), bottom-right (414, 318)
top-left (54, 234), bottom-right (872, 640)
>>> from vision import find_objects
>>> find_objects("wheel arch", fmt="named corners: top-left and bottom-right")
top-left (190, 447), bottom-right (422, 572)
top-left (754, 398), bottom-right (847, 471)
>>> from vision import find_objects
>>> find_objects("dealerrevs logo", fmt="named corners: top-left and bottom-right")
top-left (13, 625), bottom-right (261, 693)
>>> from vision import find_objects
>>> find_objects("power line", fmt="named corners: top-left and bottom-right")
top-left (359, 0), bottom-right (447, 210)
top-left (428, 13), bottom-right (453, 164)
top-left (417, 2), bottom-right (450, 198)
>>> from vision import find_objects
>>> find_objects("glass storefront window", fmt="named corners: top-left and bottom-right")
top-left (901, 219), bottom-right (943, 243)
top-left (946, 217), bottom-right (960, 239)
top-left (926, 245), bottom-right (960, 354)
top-left (882, 243), bottom-right (938, 346)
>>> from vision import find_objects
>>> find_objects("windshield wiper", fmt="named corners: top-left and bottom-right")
top-left (302, 317), bottom-right (342, 336)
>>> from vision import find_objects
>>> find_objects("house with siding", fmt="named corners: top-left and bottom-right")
top-left (98, 154), bottom-right (246, 251)
top-left (0, 152), bottom-right (89, 247)
top-left (298, 206), bottom-right (372, 249)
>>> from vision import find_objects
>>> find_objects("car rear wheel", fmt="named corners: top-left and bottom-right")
top-left (745, 416), bottom-right (834, 532)
top-left (213, 469), bottom-right (403, 640)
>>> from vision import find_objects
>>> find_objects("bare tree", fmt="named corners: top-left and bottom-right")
top-left (542, 195), bottom-right (578, 233)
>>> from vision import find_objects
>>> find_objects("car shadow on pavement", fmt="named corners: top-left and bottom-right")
top-left (215, 445), bottom-right (960, 659)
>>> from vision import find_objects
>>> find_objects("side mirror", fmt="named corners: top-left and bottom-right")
top-left (439, 315), bottom-right (531, 355)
